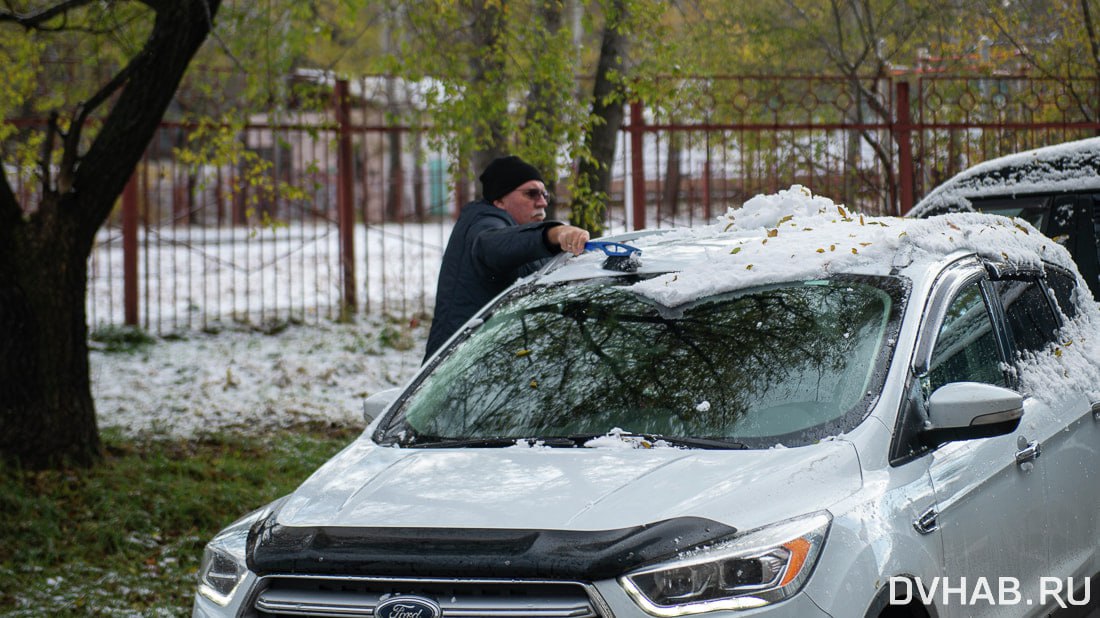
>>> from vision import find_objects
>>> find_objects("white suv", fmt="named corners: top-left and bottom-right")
top-left (195, 187), bottom-right (1100, 618)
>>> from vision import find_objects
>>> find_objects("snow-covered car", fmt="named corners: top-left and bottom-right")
top-left (910, 136), bottom-right (1100, 300)
top-left (195, 186), bottom-right (1100, 618)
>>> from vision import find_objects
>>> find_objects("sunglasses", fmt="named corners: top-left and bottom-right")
top-left (519, 188), bottom-right (551, 202)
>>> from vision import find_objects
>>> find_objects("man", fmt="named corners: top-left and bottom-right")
top-left (424, 155), bottom-right (590, 361)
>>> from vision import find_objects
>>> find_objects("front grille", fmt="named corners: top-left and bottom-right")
top-left (252, 576), bottom-right (605, 618)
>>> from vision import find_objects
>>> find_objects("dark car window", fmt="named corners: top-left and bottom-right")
top-left (993, 278), bottom-right (1060, 356)
top-left (379, 276), bottom-right (906, 449)
top-left (927, 283), bottom-right (1005, 391)
top-left (1045, 268), bottom-right (1079, 321)
top-left (971, 196), bottom-right (1049, 232)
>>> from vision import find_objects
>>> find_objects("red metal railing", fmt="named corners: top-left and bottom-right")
top-left (7, 74), bottom-right (1099, 333)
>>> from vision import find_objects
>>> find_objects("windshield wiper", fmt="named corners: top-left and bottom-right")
top-left (406, 436), bottom-right (578, 449)
top-left (567, 433), bottom-right (748, 450)
top-left (393, 434), bottom-right (748, 450)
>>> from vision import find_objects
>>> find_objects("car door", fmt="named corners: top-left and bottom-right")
top-left (920, 267), bottom-right (1051, 618)
top-left (991, 270), bottom-right (1100, 593)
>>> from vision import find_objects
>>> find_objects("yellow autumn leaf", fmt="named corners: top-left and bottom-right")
top-left (516, 349), bottom-right (530, 357)
top-left (746, 264), bottom-right (754, 270)
top-left (530, 379), bottom-right (539, 388)
top-left (730, 246), bottom-right (742, 254)
top-left (851, 247), bottom-right (858, 254)
top-left (767, 228), bottom-right (778, 237)
top-left (816, 248), bottom-right (826, 253)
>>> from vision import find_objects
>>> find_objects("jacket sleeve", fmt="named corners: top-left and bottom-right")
top-left (472, 220), bottom-right (563, 274)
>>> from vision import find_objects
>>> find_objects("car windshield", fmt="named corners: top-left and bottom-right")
top-left (377, 276), bottom-right (906, 449)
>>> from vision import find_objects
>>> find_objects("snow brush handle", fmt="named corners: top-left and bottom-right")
top-left (584, 241), bottom-right (642, 256)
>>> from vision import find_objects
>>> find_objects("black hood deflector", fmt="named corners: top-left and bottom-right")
top-left (247, 509), bottom-right (737, 580)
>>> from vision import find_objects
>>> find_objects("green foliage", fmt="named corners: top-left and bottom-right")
top-left (89, 325), bottom-right (156, 354)
top-left (0, 427), bottom-right (357, 615)
top-left (379, 320), bottom-right (416, 351)
top-left (387, 0), bottom-right (672, 215)
top-left (567, 155), bottom-right (608, 236)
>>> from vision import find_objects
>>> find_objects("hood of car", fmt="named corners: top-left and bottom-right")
top-left (275, 438), bottom-right (863, 533)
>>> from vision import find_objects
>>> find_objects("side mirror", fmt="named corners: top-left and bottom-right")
top-left (921, 382), bottom-right (1024, 446)
top-left (362, 388), bottom-right (401, 424)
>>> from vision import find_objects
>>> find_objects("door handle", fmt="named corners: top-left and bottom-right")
top-left (1015, 436), bottom-right (1041, 465)
top-left (913, 507), bottom-right (939, 535)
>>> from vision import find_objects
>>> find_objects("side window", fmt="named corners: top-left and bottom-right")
top-left (1045, 268), bottom-right (1079, 321)
top-left (992, 278), bottom-right (1060, 356)
top-left (927, 283), bottom-right (1005, 391)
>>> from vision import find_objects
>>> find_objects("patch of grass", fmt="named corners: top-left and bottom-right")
top-left (378, 322), bottom-right (415, 351)
top-left (89, 325), bottom-right (157, 353)
top-left (0, 426), bottom-right (358, 616)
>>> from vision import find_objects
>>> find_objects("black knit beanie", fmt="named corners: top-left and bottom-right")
top-left (479, 156), bottom-right (543, 202)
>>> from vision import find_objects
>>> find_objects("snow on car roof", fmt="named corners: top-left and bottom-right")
top-left (910, 136), bottom-right (1100, 216)
top-left (548, 185), bottom-right (1076, 308)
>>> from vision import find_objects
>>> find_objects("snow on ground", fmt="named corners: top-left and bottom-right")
top-left (90, 318), bottom-right (428, 438)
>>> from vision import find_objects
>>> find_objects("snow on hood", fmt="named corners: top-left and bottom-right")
top-left (276, 438), bottom-right (863, 532)
top-left (590, 185), bottom-right (1075, 308)
top-left (910, 136), bottom-right (1100, 216)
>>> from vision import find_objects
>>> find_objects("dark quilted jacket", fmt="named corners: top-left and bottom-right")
top-left (424, 200), bottom-right (561, 361)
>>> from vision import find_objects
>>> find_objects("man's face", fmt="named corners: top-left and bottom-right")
top-left (495, 180), bottom-right (549, 224)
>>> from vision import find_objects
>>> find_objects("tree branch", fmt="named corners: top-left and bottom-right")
top-left (40, 111), bottom-right (58, 192)
top-left (56, 57), bottom-right (139, 193)
top-left (0, 166), bottom-right (20, 226)
top-left (73, 0), bottom-right (223, 231)
top-left (0, 0), bottom-right (96, 30)
top-left (1080, 0), bottom-right (1100, 77)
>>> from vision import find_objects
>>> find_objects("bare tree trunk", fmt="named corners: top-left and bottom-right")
top-left (0, 201), bottom-right (98, 467)
top-left (0, 0), bottom-right (222, 469)
top-left (469, 0), bottom-right (508, 180)
top-left (574, 0), bottom-right (629, 235)
top-left (525, 0), bottom-right (565, 219)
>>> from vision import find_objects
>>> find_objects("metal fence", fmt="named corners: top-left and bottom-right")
top-left (10, 73), bottom-right (1099, 334)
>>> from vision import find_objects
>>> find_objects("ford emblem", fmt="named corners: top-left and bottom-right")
top-left (375, 595), bottom-right (442, 618)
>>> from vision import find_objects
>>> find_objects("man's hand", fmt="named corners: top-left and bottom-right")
top-left (548, 225), bottom-right (591, 256)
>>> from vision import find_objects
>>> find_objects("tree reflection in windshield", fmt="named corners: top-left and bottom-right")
top-left (383, 277), bottom-right (905, 449)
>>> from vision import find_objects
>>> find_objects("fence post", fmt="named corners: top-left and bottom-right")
top-left (894, 80), bottom-right (915, 215)
top-left (335, 79), bottom-right (358, 317)
top-left (122, 172), bottom-right (139, 326)
top-left (630, 102), bottom-right (646, 230)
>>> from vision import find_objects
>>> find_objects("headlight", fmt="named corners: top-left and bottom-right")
top-left (620, 511), bottom-right (831, 616)
top-left (197, 501), bottom-right (280, 606)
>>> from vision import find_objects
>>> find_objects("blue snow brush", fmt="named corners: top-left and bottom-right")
top-left (584, 241), bottom-right (643, 272)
